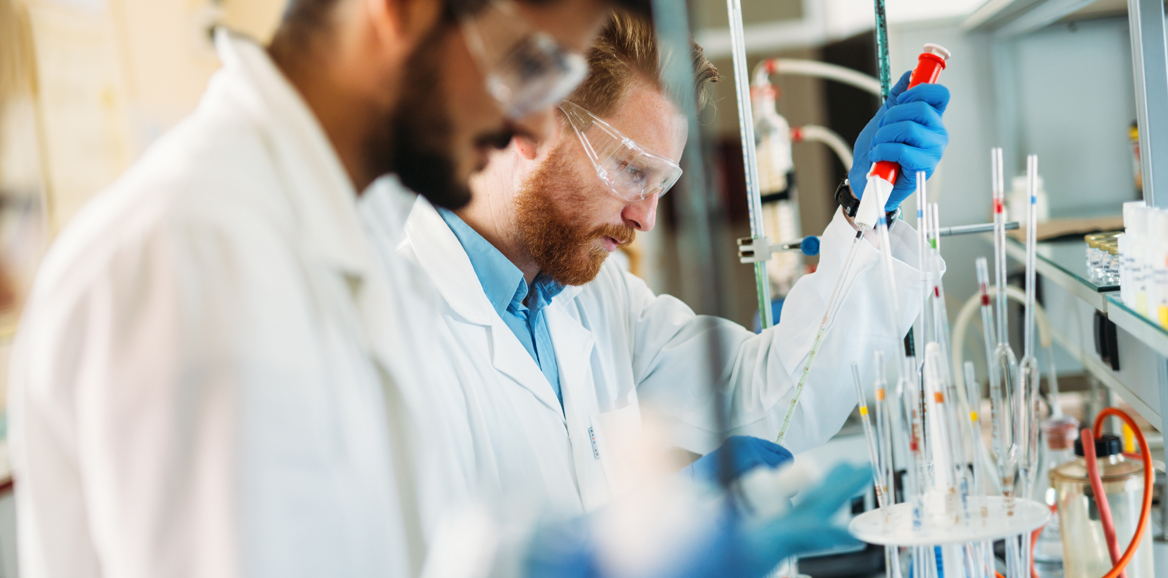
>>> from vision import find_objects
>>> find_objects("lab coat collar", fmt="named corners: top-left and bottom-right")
top-left (212, 30), bottom-right (372, 278)
top-left (436, 208), bottom-right (526, 319)
top-left (403, 197), bottom-right (496, 326)
top-left (403, 198), bottom-right (566, 416)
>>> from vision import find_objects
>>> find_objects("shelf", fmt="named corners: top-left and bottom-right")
top-left (1004, 237), bottom-right (1117, 312)
top-left (963, 0), bottom-right (1129, 35)
top-left (1105, 294), bottom-right (1168, 357)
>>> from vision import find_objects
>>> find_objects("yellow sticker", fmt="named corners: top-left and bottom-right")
top-left (1159, 305), bottom-right (1168, 329)
top-left (970, 411), bottom-right (979, 422)
top-left (860, 406), bottom-right (869, 416)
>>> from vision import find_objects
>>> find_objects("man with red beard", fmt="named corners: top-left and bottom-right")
top-left (390, 10), bottom-right (949, 514)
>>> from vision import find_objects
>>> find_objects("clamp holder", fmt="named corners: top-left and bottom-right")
top-left (738, 236), bottom-right (773, 263)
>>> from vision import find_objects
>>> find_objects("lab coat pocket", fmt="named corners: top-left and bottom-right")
top-left (588, 403), bottom-right (643, 497)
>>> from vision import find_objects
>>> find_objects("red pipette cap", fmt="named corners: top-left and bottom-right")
top-left (867, 44), bottom-right (951, 187)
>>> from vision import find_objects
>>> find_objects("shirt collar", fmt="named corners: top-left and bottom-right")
top-left (437, 209), bottom-right (564, 317)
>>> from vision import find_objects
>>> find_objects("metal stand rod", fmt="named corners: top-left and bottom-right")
top-left (725, 0), bottom-right (774, 329)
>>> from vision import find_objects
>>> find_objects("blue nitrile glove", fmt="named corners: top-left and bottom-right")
top-left (677, 436), bottom-right (793, 484)
top-left (524, 463), bottom-right (872, 578)
top-left (849, 69), bottom-right (951, 211)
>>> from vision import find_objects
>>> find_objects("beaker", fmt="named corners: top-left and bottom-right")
top-left (1050, 434), bottom-right (1154, 578)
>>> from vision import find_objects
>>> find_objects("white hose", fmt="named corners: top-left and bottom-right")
top-left (791, 125), bottom-right (853, 170)
top-left (752, 58), bottom-right (883, 96)
top-left (951, 285), bottom-right (1054, 409)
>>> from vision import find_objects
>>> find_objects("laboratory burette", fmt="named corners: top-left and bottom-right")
top-left (724, 0), bottom-right (774, 330)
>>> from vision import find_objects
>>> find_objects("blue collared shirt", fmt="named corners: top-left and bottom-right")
top-left (439, 209), bottom-right (565, 407)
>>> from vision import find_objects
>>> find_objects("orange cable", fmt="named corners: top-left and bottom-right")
top-left (1082, 426), bottom-right (1125, 578)
top-left (1092, 408), bottom-right (1154, 578)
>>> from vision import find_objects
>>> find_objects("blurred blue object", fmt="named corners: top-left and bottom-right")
top-left (753, 299), bottom-right (784, 333)
top-left (524, 463), bottom-right (872, 578)
top-left (799, 235), bottom-right (820, 256)
top-left (677, 436), bottom-right (793, 484)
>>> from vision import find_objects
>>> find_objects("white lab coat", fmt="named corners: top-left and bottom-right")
top-left (385, 197), bottom-right (933, 517)
top-left (9, 32), bottom-right (466, 578)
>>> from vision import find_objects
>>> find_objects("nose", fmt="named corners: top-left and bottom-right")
top-left (621, 194), bottom-right (659, 232)
top-left (511, 108), bottom-right (556, 144)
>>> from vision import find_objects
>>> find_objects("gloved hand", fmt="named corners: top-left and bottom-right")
top-left (848, 69), bottom-right (950, 211)
top-left (524, 463), bottom-right (871, 578)
top-left (677, 436), bottom-right (793, 484)
top-left (730, 463), bottom-right (872, 574)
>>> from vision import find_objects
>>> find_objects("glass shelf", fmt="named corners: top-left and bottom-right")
top-left (1004, 237), bottom-right (1118, 312)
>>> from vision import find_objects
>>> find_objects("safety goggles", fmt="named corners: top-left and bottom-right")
top-left (460, 0), bottom-right (589, 120)
top-left (558, 101), bottom-right (683, 202)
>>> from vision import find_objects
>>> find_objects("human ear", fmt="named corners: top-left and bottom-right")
top-left (514, 135), bottom-right (540, 160)
top-left (366, 0), bottom-right (442, 55)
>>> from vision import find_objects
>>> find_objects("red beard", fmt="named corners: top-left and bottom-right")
top-left (516, 143), bottom-right (636, 286)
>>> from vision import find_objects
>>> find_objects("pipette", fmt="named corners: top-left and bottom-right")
top-left (853, 362), bottom-right (887, 507)
top-left (774, 232), bottom-right (863, 444)
top-left (1018, 155), bottom-right (1042, 496)
top-left (973, 258), bottom-right (1001, 499)
top-left (877, 351), bottom-right (906, 578)
top-left (990, 147), bottom-right (1022, 578)
top-left (776, 44), bottom-right (951, 446)
top-left (851, 361), bottom-right (901, 578)
top-left (1016, 154), bottom-right (1042, 578)
top-left (964, 361), bottom-right (996, 578)
top-left (857, 44), bottom-right (950, 232)
top-left (928, 204), bottom-right (955, 367)
top-left (899, 356), bottom-right (932, 578)
top-left (916, 173), bottom-right (934, 352)
top-left (874, 351), bottom-right (894, 515)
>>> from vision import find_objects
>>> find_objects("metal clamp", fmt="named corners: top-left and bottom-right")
top-left (737, 236), bottom-right (773, 263)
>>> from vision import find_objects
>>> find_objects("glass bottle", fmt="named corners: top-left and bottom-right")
top-left (1050, 433), bottom-right (1154, 578)
top-left (752, 83), bottom-right (801, 300)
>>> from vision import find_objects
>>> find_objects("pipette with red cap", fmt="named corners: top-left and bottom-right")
top-left (854, 44), bottom-right (952, 231)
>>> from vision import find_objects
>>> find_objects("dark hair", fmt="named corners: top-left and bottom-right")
top-left (271, 0), bottom-right (652, 58)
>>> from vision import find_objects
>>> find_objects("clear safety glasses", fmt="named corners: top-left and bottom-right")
top-left (558, 101), bottom-right (683, 202)
top-left (460, 0), bottom-right (589, 120)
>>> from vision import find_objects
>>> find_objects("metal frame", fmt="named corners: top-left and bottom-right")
top-left (1128, 0), bottom-right (1168, 208)
top-left (1126, 0), bottom-right (1168, 482)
